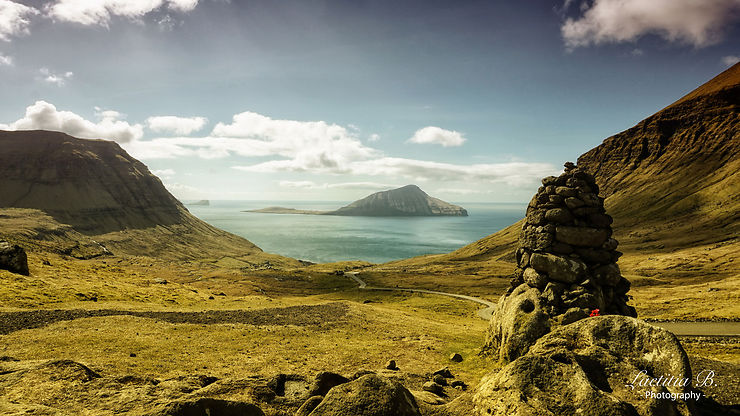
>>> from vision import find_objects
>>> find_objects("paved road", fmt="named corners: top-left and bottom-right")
top-left (345, 272), bottom-right (496, 320)
top-left (345, 272), bottom-right (740, 336)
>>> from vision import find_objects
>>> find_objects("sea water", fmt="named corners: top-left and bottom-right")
top-left (187, 201), bottom-right (525, 264)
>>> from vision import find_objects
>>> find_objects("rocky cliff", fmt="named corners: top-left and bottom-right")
top-left (330, 185), bottom-right (468, 217)
top-left (0, 130), bottom-right (188, 234)
top-left (0, 130), bottom-right (297, 264)
top-left (577, 63), bottom-right (740, 251)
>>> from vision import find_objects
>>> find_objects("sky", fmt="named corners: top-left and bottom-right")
top-left (0, 0), bottom-right (738, 203)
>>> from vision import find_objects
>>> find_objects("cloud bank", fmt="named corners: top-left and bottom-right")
top-left (722, 55), bottom-right (740, 67)
top-left (46, 0), bottom-right (200, 26)
top-left (0, 100), bottom-right (143, 143)
top-left (0, 0), bottom-right (38, 41)
top-left (147, 115), bottom-right (207, 135)
top-left (562, 0), bottom-right (740, 49)
top-left (0, 101), bottom-right (557, 188)
top-left (408, 126), bottom-right (466, 147)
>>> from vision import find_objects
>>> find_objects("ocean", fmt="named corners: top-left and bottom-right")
top-left (187, 201), bottom-right (526, 264)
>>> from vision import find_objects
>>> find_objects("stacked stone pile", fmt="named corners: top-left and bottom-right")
top-left (485, 162), bottom-right (636, 363)
top-left (513, 162), bottom-right (636, 321)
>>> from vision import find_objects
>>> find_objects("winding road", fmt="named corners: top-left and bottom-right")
top-left (346, 272), bottom-right (496, 320)
top-left (344, 272), bottom-right (740, 337)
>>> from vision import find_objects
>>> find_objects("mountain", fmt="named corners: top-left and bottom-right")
top-left (389, 63), bottom-right (740, 279)
top-left (0, 130), bottom-right (298, 265)
top-left (330, 185), bottom-right (468, 216)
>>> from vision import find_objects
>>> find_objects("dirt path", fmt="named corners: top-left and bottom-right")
top-left (345, 273), bottom-right (740, 336)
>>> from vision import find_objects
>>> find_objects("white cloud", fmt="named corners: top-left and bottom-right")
top-left (46, 0), bottom-right (200, 26)
top-left (407, 126), bottom-right (466, 147)
top-left (163, 182), bottom-right (202, 199)
top-left (435, 188), bottom-right (490, 195)
top-left (152, 168), bottom-right (176, 178)
top-left (0, 0), bottom-right (38, 41)
top-left (238, 157), bottom-right (556, 187)
top-left (0, 103), bottom-right (557, 190)
top-left (39, 67), bottom-right (74, 86)
top-left (562, 0), bottom-right (740, 49)
top-left (368, 133), bottom-right (380, 142)
top-left (278, 181), bottom-right (401, 191)
top-left (1, 100), bottom-right (143, 143)
top-left (0, 54), bottom-right (12, 66)
top-left (147, 115), bottom-right (207, 135)
top-left (209, 110), bottom-right (378, 171)
top-left (721, 55), bottom-right (740, 67)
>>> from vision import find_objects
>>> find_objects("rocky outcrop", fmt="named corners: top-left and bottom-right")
top-left (475, 316), bottom-right (696, 416)
top-left (329, 185), bottom-right (467, 217)
top-left (0, 241), bottom-right (29, 275)
top-left (307, 374), bottom-right (421, 416)
top-left (484, 163), bottom-right (636, 363)
top-left (0, 130), bottom-right (189, 234)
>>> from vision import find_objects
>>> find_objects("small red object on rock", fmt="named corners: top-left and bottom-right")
top-left (589, 309), bottom-right (600, 317)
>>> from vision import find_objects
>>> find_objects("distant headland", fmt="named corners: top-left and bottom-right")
top-left (245, 184), bottom-right (468, 217)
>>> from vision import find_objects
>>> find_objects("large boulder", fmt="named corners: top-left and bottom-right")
top-left (0, 241), bottom-right (29, 275)
top-left (484, 285), bottom-right (550, 363)
top-left (308, 374), bottom-right (420, 416)
top-left (475, 316), bottom-right (696, 416)
top-left (307, 372), bottom-right (350, 397)
top-left (147, 398), bottom-right (265, 416)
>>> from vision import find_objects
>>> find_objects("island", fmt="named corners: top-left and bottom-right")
top-left (245, 184), bottom-right (468, 217)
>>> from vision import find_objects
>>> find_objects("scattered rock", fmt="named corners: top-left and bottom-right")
top-left (129, 353), bottom-right (137, 358)
top-left (450, 380), bottom-right (467, 390)
top-left (432, 367), bottom-right (453, 379)
top-left (307, 372), bottom-right (350, 397)
top-left (0, 241), bottom-right (29, 275)
top-left (308, 374), bottom-right (421, 416)
top-left (153, 278), bottom-right (168, 284)
top-left (449, 353), bottom-right (463, 363)
top-left (385, 360), bottom-right (399, 371)
top-left (431, 374), bottom-right (447, 386)
top-left (422, 381), bottom-right (445, 396)
top-left (475, 316), bottom-right (696, 416)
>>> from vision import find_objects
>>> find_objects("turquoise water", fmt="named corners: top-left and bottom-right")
top-left (187, 201), bottom-right (525, 264)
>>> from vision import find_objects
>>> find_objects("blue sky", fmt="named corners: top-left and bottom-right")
top-left (1, 0), bottom-right (738, 202)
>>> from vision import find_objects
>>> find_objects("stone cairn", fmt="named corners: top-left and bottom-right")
top-left (485, 162), bottom-right (636, 362)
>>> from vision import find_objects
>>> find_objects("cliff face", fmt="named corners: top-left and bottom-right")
top-left (0, 130), bottom-right (300, 264)
top-left (0, 130), bottom-right (187, 234)
top-left (330, 185), bottom-right (468, 216)
top-left (577, 63), bottom-right (739, 249)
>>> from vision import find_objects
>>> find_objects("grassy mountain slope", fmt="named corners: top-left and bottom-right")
top-left (385, 64), bottom-right (740, 284)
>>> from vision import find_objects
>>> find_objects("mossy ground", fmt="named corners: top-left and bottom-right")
top-left (0, 212), bottom-right (737, 414)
